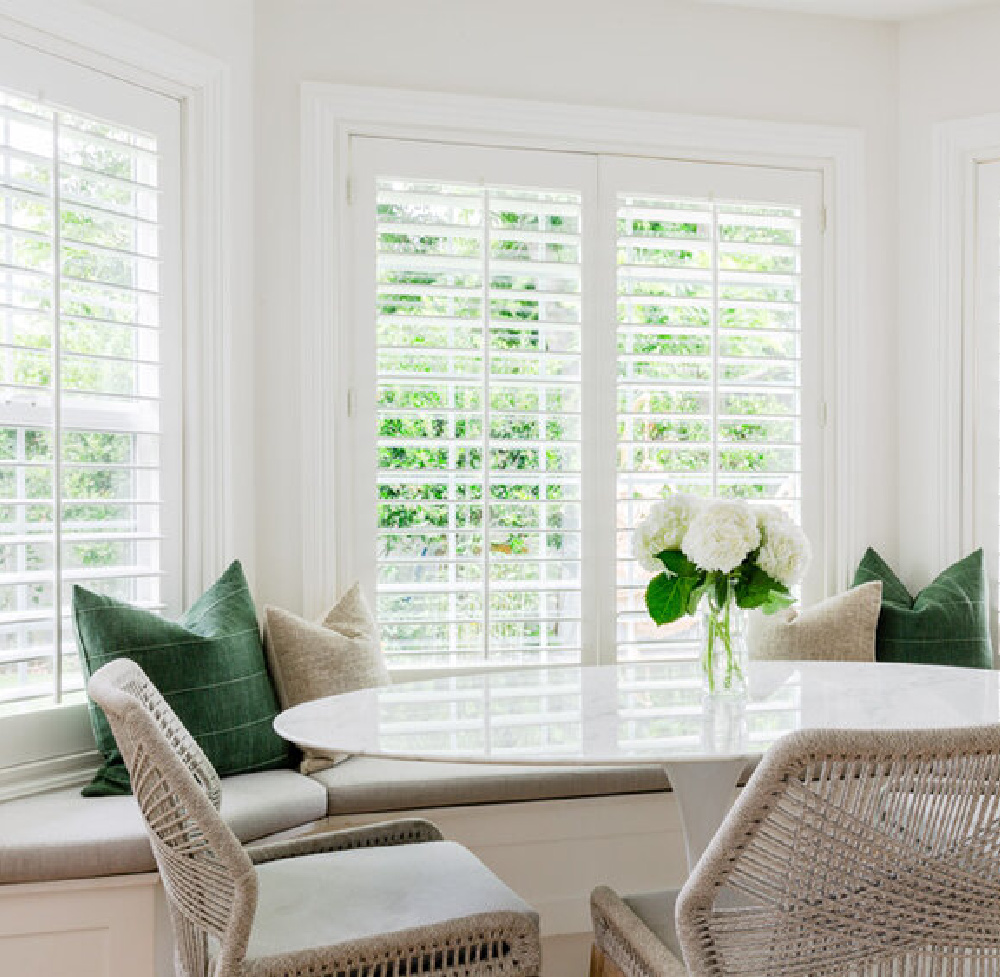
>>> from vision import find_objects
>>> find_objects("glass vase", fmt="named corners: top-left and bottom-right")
top-left (699, 589), bottom-right (748, 698)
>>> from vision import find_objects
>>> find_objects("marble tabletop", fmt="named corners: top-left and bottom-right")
top-left (273, 660), bottom-right (1000, 765)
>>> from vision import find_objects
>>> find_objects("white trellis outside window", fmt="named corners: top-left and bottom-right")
top-left (347, 137), bottom-right (824, 677)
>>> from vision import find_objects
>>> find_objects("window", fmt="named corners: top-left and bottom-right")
top-left (610, 157), bottom-right (821, 663)
top-left (349, 137), bottom-right (824, 671)
top-left (971, 158), bottom-right (1000, 650)
top-left (0, 39), bottom-right (181, 716)
top-left (371, 177), bottom-right (584, 667)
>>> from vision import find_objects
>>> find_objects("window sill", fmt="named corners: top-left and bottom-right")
top-left (0, 749), bottom-right (98, 803)
top-left (0, 701), bottom-right (96, 774)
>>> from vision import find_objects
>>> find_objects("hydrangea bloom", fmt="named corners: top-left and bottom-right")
top-left (756, 506), bottom-right (811, 587)
top-left (633, 494), bottom-right (701, 573)
top-left (682, 500), bottom-right (761, 573)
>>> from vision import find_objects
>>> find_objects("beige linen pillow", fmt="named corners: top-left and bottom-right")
top-left (747, 581), bottom-right (883, 663)
top-left (263, 583), bottom-right (390, 773)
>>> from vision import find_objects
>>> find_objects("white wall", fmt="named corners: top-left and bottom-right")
top-left (67, 0), bottom-right (1000, 624)
top-left (254, 0), bottom-right (900, 612)
top-left (897, 4), bottom-right (1000, 588)
top-left (80, 0), bottom-right (259, 588)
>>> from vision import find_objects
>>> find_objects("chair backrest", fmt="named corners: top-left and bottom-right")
top-left (88, 658), bottom-right (257, 977)
top-left (676, 725), bottom-right (1000, 977)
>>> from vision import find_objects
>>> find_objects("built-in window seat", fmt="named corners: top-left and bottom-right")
top-left (0, 758), bottom-right (718, 977)
top-left (0, 770), bottom-right (327, 884)
top-left (0, 758), bottom-right (671, 884)
top-left (0, 757), bottom-right (684, 977)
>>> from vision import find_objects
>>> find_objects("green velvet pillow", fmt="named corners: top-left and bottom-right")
top-left (74, 560), bottom-right (293, 796)
top-left (852, 547), bottom-right (992, 669)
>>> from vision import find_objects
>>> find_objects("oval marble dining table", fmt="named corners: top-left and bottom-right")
top-left (274, 660), bottom-right (1000, 872)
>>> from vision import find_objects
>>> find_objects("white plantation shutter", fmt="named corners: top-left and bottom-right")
top-left (372, 175), bottom-right (584, 667)
top-left (970, 159), bottom-right (1000, 650)
top-left (614, 183), bottom-right (815, 662)
top-left (0, 71), bottom-right (180, 712)
top-left (351, 139), bottom-right (823, 671)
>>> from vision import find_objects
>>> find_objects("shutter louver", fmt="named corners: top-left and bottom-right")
top-left (615, 193), bottom-right (803, 662)
top-left (375, 178), bottom-right (583, 667)
top-left (0, 91), bottom-right (165, 710)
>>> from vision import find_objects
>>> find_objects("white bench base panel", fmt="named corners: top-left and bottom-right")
top-left (0, 791), bottom-right (687, 977)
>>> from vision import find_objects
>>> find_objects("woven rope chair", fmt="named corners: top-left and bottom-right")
top-left (88, 658), bottom-right (541, 977)
top-left (591, 725), bottom-right (1000, 977)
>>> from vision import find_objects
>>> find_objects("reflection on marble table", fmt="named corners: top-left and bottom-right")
top-left (275, 660), bottom-right (1000, 765)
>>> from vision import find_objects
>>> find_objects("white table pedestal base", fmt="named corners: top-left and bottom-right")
top-left (664, 759), bottom-right (746, 872)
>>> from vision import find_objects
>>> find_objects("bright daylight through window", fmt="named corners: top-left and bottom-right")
top-left (616, 193), bottom-right (806, 662)
top-left (375, 180), bottom-right (584, 668)
top-left (351, 138), bottom-right (823, 674)
top-left (0, 87), bottom-right (176, 714)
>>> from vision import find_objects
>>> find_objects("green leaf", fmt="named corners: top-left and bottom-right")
top-left (645, 572), bottom-right (697, 626)
top-left (713, 572), bottom-right (730, 607)
top-left (656, 549), bottom-right (699, 578)
top-left (760, 591), bottom-right (796, 615)
top-left (687, 579), bottom-right (710, 616)
top-left (735, 564), bottom-right (790, 610)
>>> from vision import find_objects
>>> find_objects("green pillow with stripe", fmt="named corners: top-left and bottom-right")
top-left (852, 547), bottom-right (992, 669)
top-left (74, 560), bottom-right (293, 796)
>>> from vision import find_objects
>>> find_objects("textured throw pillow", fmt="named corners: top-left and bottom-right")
top-left (852, 547), bottom-right (993, 669)
top-left (747, 581), bottom-right (882, 662)
top-left (74, 560), bottom-right (292, 796)
top-left (263, 583), bottom-right (390, 774)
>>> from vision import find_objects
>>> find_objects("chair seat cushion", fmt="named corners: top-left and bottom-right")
top-left (623, 887), bottom-right (753, 966)
top-left (0, 769), bottom-right (327, 883)
top-left (245, 840), bottom-right (536, 965)
top-left (312, 756), bottom-right (670, 815)
top-left (623, 889), bottom-right (684, 962)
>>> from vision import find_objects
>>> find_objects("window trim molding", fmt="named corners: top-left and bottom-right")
top-left (0, 0), bottom-right (237, 791)
top-left (932, 114), bottom-right (1000, 569)
top-left (301, 82), bottom-right (866, 625)
top-left (0, 0), bottom-right (238, 602)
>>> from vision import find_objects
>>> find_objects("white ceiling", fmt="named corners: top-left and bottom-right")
top-left (696, 0), bottom-right (996, 21)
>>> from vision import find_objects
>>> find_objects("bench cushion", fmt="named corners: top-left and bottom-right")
top-left (0, 769), bottom-right (327, 884)
top-left (312, 757), bottom-right (670, 815)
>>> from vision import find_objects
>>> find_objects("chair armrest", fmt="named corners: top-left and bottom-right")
top-left (590, 885), bottom-right (687, 977)
top-left (247, 818), bottom-right (443, 865)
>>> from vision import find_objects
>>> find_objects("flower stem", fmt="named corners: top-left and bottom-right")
top-left (701, 575), bottom-right (746, 695)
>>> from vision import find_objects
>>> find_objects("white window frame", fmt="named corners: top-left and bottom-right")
top-left (0, 0), bottom-right (239, 797)
top-left (350, 139), bottom-right (824, 671)
top-left (303, 83), bottom-right (865, 674)
top-left (933, 117), bottom-right (1000, 564)
top-left (0, 34), bottom-right (184, 704)
top-left (960, 151), bottom-right (1000, 658)
top-left (974, 158), bottom-right (1000, 656)
top-left (933, 114), bottom-right (1000, 665)
top-left (352, 138), bottom-right (598, 669)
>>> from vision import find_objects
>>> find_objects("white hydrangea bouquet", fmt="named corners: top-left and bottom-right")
top-left (634, 496), bottom-right (811, 696)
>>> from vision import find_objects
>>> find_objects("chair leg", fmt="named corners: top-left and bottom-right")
top-left (589, 945), bottom-right (605, 977)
